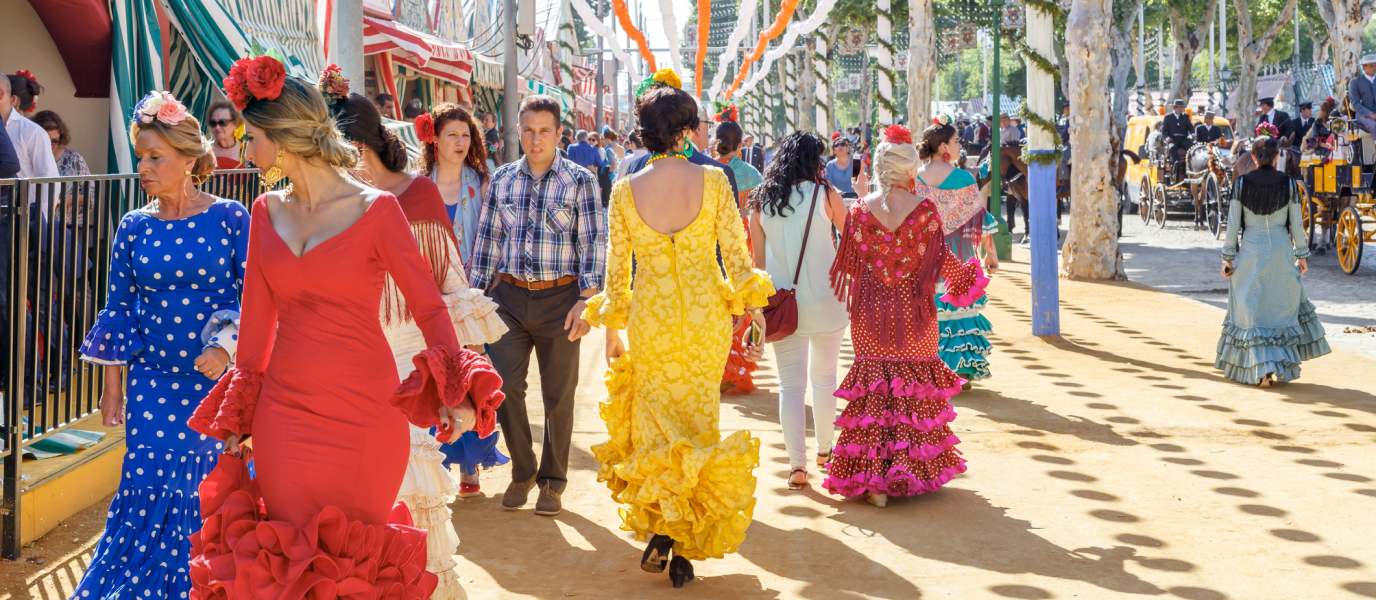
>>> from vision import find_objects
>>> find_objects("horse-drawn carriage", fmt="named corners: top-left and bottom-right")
top-left (1123, 113), bottom-right (1235, 234)
top-left (1297, 112), bottom-right (1376, 274)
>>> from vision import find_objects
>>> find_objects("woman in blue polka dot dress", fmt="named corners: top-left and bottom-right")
top-left (71, 91), bottom-right (249, 600)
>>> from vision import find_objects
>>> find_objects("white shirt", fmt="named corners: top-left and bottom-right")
top-left (1264, 108), bottom-right (1278, 123)
top-left (3, 110), bottom-right (59, 215)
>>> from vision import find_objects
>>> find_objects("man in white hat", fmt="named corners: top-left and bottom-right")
top-left (1348, 54), bottom-right (1376, 135)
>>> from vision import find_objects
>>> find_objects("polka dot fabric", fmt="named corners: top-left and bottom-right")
top-left (73, 200), bottom-right (248, 600)
top-left (823, 200), bottom-right (988, 498)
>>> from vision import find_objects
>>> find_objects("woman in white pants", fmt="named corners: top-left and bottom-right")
top-left (749, 131), bottom-right (851, 490)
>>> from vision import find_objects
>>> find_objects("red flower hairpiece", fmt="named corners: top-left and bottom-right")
top-left (882, 124), bottom-right (913, 145)
top-left (15, 70), bottom-right (38, 85)
top-left (414, 113), bottom-right (436, 144)
top-left (1325, 96), bottom-right (1337, 104)
top-left (318, 64), bottom-right (351, 105)
top-left (222, 55), bottom-right (286, 111)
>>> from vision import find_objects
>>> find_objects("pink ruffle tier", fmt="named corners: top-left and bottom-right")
top-left (188, 455), bottom-right (437, 600)
top-left (822, 357), bottom-right (967, 498)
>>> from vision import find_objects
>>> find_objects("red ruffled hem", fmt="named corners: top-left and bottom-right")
top-left (188, 368), bottom-right (263, 441)
top-left (822, 461), bottom-right (967, 498)
top-left (938, 258), bottom-right (990, 307)
top-left (721, 321), bottom-right (757, 394)
top-left (391, 345), bottom-right (505, 440)
top-left (188, 455), bottom-right (437, 600)
top-left (831, 434), bottom-right (961, 462)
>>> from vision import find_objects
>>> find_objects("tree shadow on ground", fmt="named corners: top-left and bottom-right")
top-left (824, 487), bottom-right (1179, 596)
top-left (736, 519), bottom-right (923, 600)
top-left (956, 386), bottom-right (1141, 447)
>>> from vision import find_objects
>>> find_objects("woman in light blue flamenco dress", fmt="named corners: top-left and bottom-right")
top-left (71, 92), bottom-right (247, 600)
top-left (1216, 137), bottom-right (1330, 387)
top-left (913, 118), bottom-right (999, 386)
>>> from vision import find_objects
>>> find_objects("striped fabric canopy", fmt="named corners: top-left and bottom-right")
top-left (364, 17), bottom-right (475, 87)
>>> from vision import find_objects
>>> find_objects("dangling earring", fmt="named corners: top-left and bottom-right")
top-left (260, 148), bottom-right (285, 189)
top-left (184, 171), bottom-right (204, 202)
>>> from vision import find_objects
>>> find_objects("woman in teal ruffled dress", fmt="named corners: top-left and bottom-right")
top-left (1216, 137), bottom-right (1330, 386)
top-left (913, 118), bottom-right (999, 385)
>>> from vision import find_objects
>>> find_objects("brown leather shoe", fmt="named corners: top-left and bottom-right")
top-left (501, 477), bottom-right (536, 510)
top-left (533, 484), bottom-right (562, 516)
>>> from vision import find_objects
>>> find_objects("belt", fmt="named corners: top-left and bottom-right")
top-left (501, 273), bottom-right (578, 291)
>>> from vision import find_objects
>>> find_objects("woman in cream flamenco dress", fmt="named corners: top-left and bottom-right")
top-left (326, 83), bottom-right (508, 600)
top-left (583, 74), bottom-right (773, 588)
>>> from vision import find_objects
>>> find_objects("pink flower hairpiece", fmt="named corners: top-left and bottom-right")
top-left (932, 114), bottom-right (953, 127)
top-left (132, 91), bottom-right (189, 127)
top-left (318, 64), bottom-right (351, 105)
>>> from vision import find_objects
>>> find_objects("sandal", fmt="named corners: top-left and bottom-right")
top-left (640, 534), bottom-right (674, 573)
top-left (815, 450), bottom-right (832, 468)
top-left (787, 468), bottom-right (808, 490)
top-left (1259, 373), bottom-right (1275, 388)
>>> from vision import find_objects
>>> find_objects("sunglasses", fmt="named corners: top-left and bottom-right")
top-left (209, 119), bottom-right (234, 128)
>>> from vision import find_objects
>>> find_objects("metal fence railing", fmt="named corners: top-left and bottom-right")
top-left (1, 168), bottom-right (264, 559)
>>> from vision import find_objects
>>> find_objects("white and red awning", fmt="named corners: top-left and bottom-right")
top-left (363, 16), bottom-right (474, 87)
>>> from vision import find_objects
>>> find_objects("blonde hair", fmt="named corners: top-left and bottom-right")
top-left (129, 114), bottom-right (216, 182)
top-left (870, 140), bottom-right (920, 194)
top-left (241, 77), bottom-right (359, 170)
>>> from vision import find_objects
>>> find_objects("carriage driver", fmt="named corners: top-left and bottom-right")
top-left (1348, 54), bottom-right (1376, 136)
top-left (1163, 99), bottom-right (1194, 161)
top-left (1196, 110), bottom-right (1227, 145)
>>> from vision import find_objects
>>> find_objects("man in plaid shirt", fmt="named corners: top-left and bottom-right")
top-left (469, 95), bottom-right (607, 517)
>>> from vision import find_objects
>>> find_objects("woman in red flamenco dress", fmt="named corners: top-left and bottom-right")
top-left (186, 60), bottom-right (503, 600)
top-left (823, 126), bottom-right (989, 508)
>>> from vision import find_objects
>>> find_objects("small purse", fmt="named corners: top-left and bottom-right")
top-left (762, 182), bottom-right (821, 343)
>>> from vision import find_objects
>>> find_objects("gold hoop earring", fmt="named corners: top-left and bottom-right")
top-left (260, 148), bottom-right (285, 189)
top-left (184, 171), bottom-right (204, 202)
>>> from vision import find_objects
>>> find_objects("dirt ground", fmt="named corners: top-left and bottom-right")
top-left (7, 248), bottom-right (1376, 600)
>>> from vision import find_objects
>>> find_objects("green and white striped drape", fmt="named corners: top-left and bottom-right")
top-left (218, 0), bottom-right (321, 76)
top-left (110, 0), bottom-right (165, 174)
top-left (167, 31), bottom-right (222, 130)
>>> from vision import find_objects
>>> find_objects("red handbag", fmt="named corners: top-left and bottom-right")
top-left (762, 183), bottom-right (821, 343)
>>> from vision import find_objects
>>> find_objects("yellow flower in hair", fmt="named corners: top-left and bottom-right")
top-left (233, 123), bottom-right (246, 141)
top-left (652, 69), bottom-right (682, 90)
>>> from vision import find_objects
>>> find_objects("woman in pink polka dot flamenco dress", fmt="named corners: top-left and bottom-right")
top-left (823, 125), bottom-right (989, 507)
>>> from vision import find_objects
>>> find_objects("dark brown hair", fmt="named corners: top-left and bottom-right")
top-left (332, 92), bottom-right (408, 173)
top-left (420, 103), bottom-right (489, 182)
top-left (604, 129), bottom-right (620, 142)
top-left (635, 86), bottom-right (699, 154)
top-left (518, 95), bottom-right (562, 125)
top-left (1251, 136), bottom-right (1279, 167)
top-left (713, 120), bottom-right (743, 156)
top-left (918, 122), bottom-right (958, 161)
top-left (6, 74), bottom-right (42, 113)
top-left (31, 110), bottom-right (69, 147)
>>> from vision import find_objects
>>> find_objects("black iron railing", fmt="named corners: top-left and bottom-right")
top-left (1, 169), bottom-right (265, 559)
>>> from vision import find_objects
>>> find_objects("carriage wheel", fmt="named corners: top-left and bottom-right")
top-left (1139, 178), bottom-right (1152, 224)
top-left (1152, 186), bottom-right (1169, 228)
top-left (1336, 206), bottom-right (1364, 275)
top-left (1297, 187), bottom-right (1316, 249)
top-left (1205, 174), bottom-right (1222, 238)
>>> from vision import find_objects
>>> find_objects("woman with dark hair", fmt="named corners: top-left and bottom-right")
top-left (914, 116), bottom-right (999, 386)
top-left (710, 116), bottom-right (765, 397)
top-left (583, 70), bottom-right (771, 587)
top-left (6, 71), bottom-right (43, 114)
top-left (186, 56), bottom-right (504, 600)
top-left (414, 103), bottom-right (511, 502)
top-left (1217, 134), bottom-right (1330, 387)
top-left (31, 110), bottom-right (89, 176)
top-left (204, 100), bottom-right (244, 169)
top-left (711, 118), bottom-right (763, 206)
top-left (332, 87), bottom-right (506, 600)
top-left (747, 131), bottom-right (849, 490)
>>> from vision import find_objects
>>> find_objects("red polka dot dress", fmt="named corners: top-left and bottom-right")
top-left (822, 199), bottom-right (989, 498)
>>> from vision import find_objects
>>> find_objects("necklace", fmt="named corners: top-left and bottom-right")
top-left (647, 151), bottom-right (690, 165)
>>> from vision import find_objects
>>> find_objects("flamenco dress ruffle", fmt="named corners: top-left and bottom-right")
top-left (187, 347), bottom-right (503, 600)
top-left (935, 286), bottom-right (993, 380)
top-left (1214, 298), bottom-right (1331, 384)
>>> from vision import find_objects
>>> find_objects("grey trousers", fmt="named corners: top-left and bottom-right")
top-left (1354, 114), bottom-right (1376, 136)
top-left (488, 279), bottom-right (582, 493)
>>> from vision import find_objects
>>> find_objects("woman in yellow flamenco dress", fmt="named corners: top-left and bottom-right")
top-left (583, 74), bottom-right (772, 589)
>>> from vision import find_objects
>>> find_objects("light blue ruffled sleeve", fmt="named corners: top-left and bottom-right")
top-left (79, 212), bottom-right (147, 365)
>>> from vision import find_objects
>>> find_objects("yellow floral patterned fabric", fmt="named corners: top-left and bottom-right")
top-left (584, 166), bottom-right (773, 561)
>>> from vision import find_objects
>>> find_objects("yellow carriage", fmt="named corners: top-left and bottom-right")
top-left (1299, 115), bottom-right (1376, 274)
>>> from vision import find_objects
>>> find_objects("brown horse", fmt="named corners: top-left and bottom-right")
top-left (973, 145), bottom-right (1031, 232)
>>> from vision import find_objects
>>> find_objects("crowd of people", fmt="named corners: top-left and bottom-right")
top-left (0, 53), bottom-right (1333, 600)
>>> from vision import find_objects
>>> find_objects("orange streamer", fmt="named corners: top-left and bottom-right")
top-left (612, 0), bottom-right (656, 72)
top-left (696, 0), bottom-right (711, 98)
top-left (724, 0), bottom-right (801, 99)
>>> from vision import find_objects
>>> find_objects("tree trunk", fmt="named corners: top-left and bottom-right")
top-left (1311, 32), bottom-right (1331, 66)
top-left (801, 37), bottom-right (817, 134)
top-left (1229, 0), bottom-right (1297, 117)
top-left (1316, 0), bottom-right (1375, 96)
top-left (1110, 1), bottom-right (1142, 153)
top-left (907, 0), bottom-right (936, 128)
top-left (1167, 2), bottom-right (1218, 104)
top-left (1061, 0), bottom-right (1125, 280)
top-left (824, 24), bottom-right (841, 135)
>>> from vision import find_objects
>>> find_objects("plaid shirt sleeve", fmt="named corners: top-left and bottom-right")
top-left (468, 167), bottom-right (507, 290)
top-left (572, 167), bottom-right (607, 291)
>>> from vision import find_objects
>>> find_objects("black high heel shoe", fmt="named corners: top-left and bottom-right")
top-left (669, 555), bottom-right (695, 588)
top-left (641, 534), bottom-right (674, 573)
